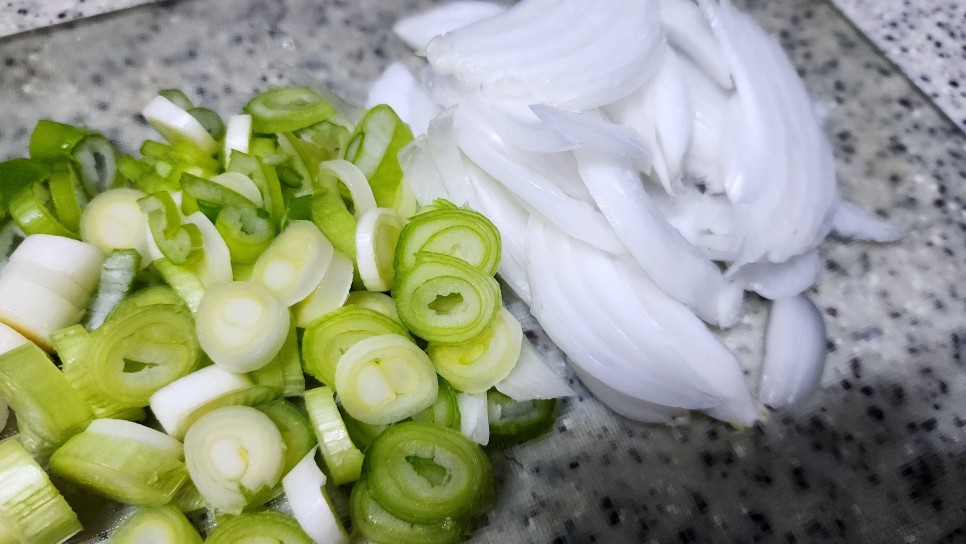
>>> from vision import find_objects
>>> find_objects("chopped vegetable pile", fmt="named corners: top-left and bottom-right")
top-left (0, 82), bottom-right (575, 543)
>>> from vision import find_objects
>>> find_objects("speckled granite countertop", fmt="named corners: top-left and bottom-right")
top-left (0, 0), bottom-right (964, 542)
top-left (0, 0), bottom-right (156, 38)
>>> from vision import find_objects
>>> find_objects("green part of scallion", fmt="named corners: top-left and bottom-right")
top-left (46, 161), bottom-right (87, 233)
top-left (301, 305), bottom-right (411, 386)
top-left (254, 398), bottom-right (316, 476)
top-left (153, 257), bottom-right (206, 312)
top-left (304, 386), bottom-right (365, 486)
top-left (349, 477), bottom-right (470, 544)
top-left (427, 307), bottom-right (523, 394)
top-left (28, 120), bottom-right (87, 163)
top-left (340, 407), bottom-right (388, 452)
top-left (49, 421), bottom-right (188, 506)
top-left (72, 133), bottom-right (120, 196)
top-left (363, 421), bottom-right (493, 525)
top-left (249, 320), bottom-right (304, 398)
top-left (157, 89), bottom-right (194, 112)
top-left (9, 180), bottom-right (78, 238)
top-left (108, 504), bottom-right (203, 544)
top-left (395, 201), bottom-right (501, 276)
top-left (344, 104), bottom-right (414, 210)
top-left (228, 151), bottom-right (285, 227)
top-left (204, 510), bottom-right (313, 544)
top-left (187, 107), bottom-right (226, 141)
top-left (411, 378), bottom-right (462, 431)
top-left (82, 248), bottom-right (142, 331)
top-left (393, 252), bottom-right (502, 346)
top-left (486, 390), bottom-right (557, 447)
top-left (309, 175), bottom-right (357, 261)
top-left (0, 343), bottom-right (92, 449)
top-left (138, 191), bottom-right (204, 265)
top-left (244, 86), bottom-right (336, 134)
top-left (0, 438), bottom-right (82, 544)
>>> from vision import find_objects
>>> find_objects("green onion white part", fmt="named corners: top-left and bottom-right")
top-left (292, 249), bottom-right (353, 328)
top-left (0, 275), bottom-right (84, 349)
top-left (210, 172), bottom-right (262, 206)
top-left (335, 333), bottom-right (439, 425)
top-left (251, 220), bottom-right (333, 307)
top-left (149, 364), bottom-right (255, 439)
top-left (183, 405), bottom-right (285, 514)
top-left (80, 189), bottom-right (152, 261)
top-left (9, 234), bottom-right (105, 291)
top-left (183, 211), bottom-right (233, 288)
top-left (304, 386), bottom-right (365, 486)
top-left (282, 448), bottom-right (350, 544)
top-left (223, 114), bottom-right (252, 168)
top-left (196, 280), bottom-right (289, 372)
top-left (141, 95), bottom-right (218, 155)
top-left (344, 291), bottom-right (402, 324)
top-left (85, 418), bottom-right (184, 460)
top-left (2, 259), bottom-right (89, 309)
top-left (320, 159), bottom-right (377, 219)
top-left (108, 505), bottom-right (203, 544)
top-left (355, 207), bottom-right (404, 292)
top-left (428, 307), bottom-right (523, 394)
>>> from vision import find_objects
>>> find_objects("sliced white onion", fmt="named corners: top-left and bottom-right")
top-left (659, 0), bottom-right (733, 89)
top-left (729, 249), bottom-right (820, 300)
top-left (393, 1), bottom-right (507, 53)
top-left (365, 62), bottom-right (440, 137)
top-left (572, 147), bottom-right (741, 326)
top-left (831, 200), bottom-right (903, 242)
top-left (571, 364), bottom-right (686, 424)
top-left (759, 295), bottom-right (826, 408)
top-left (529, 105), bottom-right (651, 159)
top-left (282, 448), bottom-right (349, 544)
top-left (495, 341), bottom-right (575, 401)
top-left (456, 391), bottom-right (489, 445)
top-left (399, 135), bottom-right (451, 207)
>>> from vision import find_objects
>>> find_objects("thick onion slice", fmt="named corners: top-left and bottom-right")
top-left (758, 295), bottom-right (827, 408)
top-left (393, 1), bottom-right (506, 53)
top-left (495, 341), bottom-right (576, 401)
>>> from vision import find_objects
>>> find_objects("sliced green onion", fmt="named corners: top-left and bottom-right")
top-left (142, 95), bottom-right (218, 155)
top-left (183, 211), bottom-right (233, 288)
top-left (0, 274), bottom-right (85, 349)
top-left (1, 259), bottom-right (90, 309)
top-left (309, 182), bottom-right (356, 261)
top-left (158, 89), bottom-right (194, 111)
top-left (84, 302), bottom-right (200, 408)
top-left (251, 220), bottom-right (333, 306)
top-left (196, 280), bottom-right (289, 372)
top-left (427, 308), bottom-right (523, 394)
top-left (282, 447), bottom-right (350, 544)
top-left (356, 207), bottom-right (404, 292)
top-left (79, 188), bottom-right (152, 261)
top-left (228, 151), bottom-right (285, 227)
top-left (9, 180), bottom-right (77, 238)
top-left (139, 191), bottom-right (204, 265)
top-left (345, 291), bottom-right (402, 324)
top-left (52, 325), bottom-right (144, 421)
top-left (362, 421), bottom-right (492, 524)
top-left (149, 364), bottom-right (261, 439)
top-left (250, 320), bottom-right (304, 398)
top-left (171, 481), bottom-right (207, 514)
top-left (72, 134), bottom-right (120, 196)
top-left (411, 378), bottom-right (462, 431)
top-left (275, 132), bottom-right (319, 196)
top-left (295, 119), bottom-right (350, 157)
top-left (349, 478), bottom-right (470, 544)
top-left (0, 438), bottom-right (82, 544)
top-left (255, 399), bottom-right (315, 475)
top-left (244, 86), bottom-right (336, 134)
top-left (214, 204), bottom-right (277, 264)
top-left (47, 162), bottom-right (86, 233)
top-left (335, 334), bottom-right (438, 426)
top-left (292, 249), bottom-right (353, 328)
top-left (0, 323), bottom-right (28, 358)
top-left (28, 120), bottom-right (87, 162)
top-left (108, 505), bottom-right (203, 544)
top-left (153, 257), bottom-right (206, 312)
top-left (210, 172), bottom-right (263, 206)
top-left (49, 419), bottom-right (188, 506)
top-left (395, 202), bottom-right (501, 276)
top-left (301, 305), bottom-right (411, 386)
top-left (204, 510), bottom-right (313, 544)
top-left (0, 343), bottom-right (92, 449)
top-left (184, 405), bottom-right (285, 514)
top-left (320, 159), bottom-right (377, 219)
top-left (10, 233), bottom-right (106, 291)
top-left (304, 386), bottom-right (364, 486)
top-left (344, 104), bottom-right (414, 210)
top-left (82, 248), bottom-right (142, 331)
top-left (224, 114), bottom-right (252, 167)
top-left (486, 390), bottom-right (556, 446)
top-left (340, 408), bottom-right (388, 451)
top-left (393, 253), bottom-right (501, 345)
top-left (187, 107), bottom-right (225, 140)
